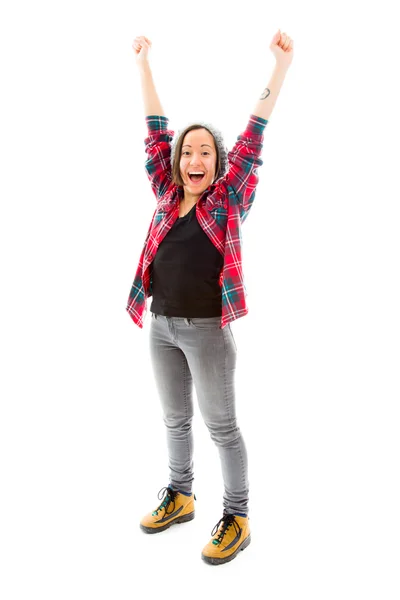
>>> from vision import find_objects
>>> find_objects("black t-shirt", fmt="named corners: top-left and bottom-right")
top-left (149, 204), bottom-right (224, 317)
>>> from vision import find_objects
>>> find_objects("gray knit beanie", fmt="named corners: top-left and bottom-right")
top-left (170, 120), bottom-right (229, 182)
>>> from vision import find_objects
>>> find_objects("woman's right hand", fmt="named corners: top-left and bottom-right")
top-left (132, 36), bottom-right (152, 68)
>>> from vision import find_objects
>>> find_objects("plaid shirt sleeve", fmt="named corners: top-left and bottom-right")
top-left (225, 114), bottom-right (268, 223)
top-left (144, 115), bottom-right (175, 201)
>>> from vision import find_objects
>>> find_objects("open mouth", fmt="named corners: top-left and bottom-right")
top-left (188, 173), bottom-right (205, 184)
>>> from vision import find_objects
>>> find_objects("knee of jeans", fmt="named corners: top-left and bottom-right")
top-left (163, 414), bottom-right (194, 429)
top-left (207, 423), bottom-right (241, 445)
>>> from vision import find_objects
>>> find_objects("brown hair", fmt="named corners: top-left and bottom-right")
top-left (171, 125), bottom-right (223, 187)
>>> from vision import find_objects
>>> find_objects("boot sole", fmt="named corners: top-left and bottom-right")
top-left (140, 511), bottom-right (195, 534)
top-left (201, 534), bottom-right (251, 565)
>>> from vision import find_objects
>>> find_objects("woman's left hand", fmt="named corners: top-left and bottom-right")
top-left (270, 29), bottom-right (294, 69)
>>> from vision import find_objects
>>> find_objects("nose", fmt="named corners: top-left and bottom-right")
top-left (189, 156), bottom-right (202, 166)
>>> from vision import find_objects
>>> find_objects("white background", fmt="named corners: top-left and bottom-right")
top-left (1, 0), bottom-right (399, 598)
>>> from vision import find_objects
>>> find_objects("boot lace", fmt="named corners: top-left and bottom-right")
top-left (151, 486), bottom-right (178, 517)
top-left (210, 512), bottom-right (240, 546)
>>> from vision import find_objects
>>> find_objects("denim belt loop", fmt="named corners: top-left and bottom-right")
top-left (184, 318), bottom-right (190, 326)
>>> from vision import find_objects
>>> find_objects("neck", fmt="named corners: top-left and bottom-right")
top-left (183, 190), bottom-right (201, 204)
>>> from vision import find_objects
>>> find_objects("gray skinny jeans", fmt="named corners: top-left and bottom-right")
top-left (149, 312), bottom-right (249, 516)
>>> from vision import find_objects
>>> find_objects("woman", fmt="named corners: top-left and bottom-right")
top-left (127, 31), bottom-right (294, 565)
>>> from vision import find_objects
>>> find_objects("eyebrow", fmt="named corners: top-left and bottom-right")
top-left (182, 144), bottom-right (213, 149)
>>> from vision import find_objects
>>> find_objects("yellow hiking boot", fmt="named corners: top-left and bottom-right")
top-left (201, 511), bottom-right (251, 565)
top-left (140, 486), bottom-right (196, 534)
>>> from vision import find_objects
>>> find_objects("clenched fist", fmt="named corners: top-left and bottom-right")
top-left (132, 36), bottom-right (152, 68)
top-left (270, 30), bottom-right (294, 69)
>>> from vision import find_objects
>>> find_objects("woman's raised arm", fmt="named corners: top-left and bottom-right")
top-left (132, 36), bottom-right (165, 117)
top-left (252, 29), bottom-right (294, 122)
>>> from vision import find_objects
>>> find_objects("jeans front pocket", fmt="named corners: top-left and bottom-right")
top-left (189, 316), bottom-right (222, 330)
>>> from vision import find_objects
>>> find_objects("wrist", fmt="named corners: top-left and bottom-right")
top-left (274, 61), bottom-right (290, 74)
top-left (138, 61), bottom-right (151, 75)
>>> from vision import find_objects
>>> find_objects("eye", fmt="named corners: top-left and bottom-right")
top-left (182, 151), bottom-right (210, 156)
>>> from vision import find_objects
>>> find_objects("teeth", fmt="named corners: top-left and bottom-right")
top-left (189, 172), bottom-right (204, 175)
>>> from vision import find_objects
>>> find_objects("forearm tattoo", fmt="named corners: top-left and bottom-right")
top-left (260, 87), bottom-right (271, 100)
